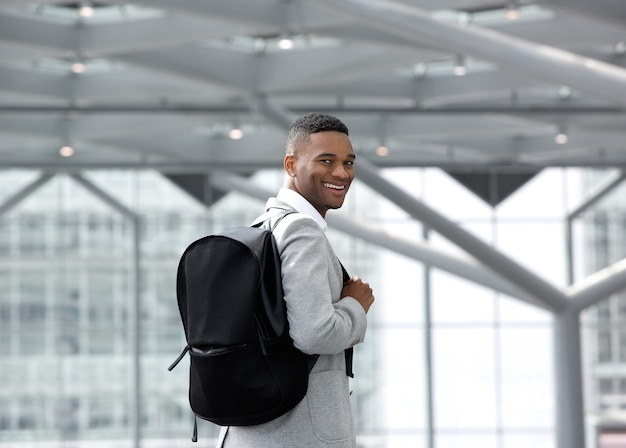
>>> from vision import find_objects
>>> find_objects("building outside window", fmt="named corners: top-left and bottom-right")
top-left (1, 167), bottom-right (621, 447)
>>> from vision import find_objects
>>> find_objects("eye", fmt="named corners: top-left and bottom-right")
top-left (345, 160), bottom-right (354, 166)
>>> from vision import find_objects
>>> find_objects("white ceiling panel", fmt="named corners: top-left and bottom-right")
top-left (0, 0), bottom-right (624, 172)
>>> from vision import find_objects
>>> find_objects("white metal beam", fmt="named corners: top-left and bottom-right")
top-left (316, 0), bottom-right (626, 107)
top-left (568, 258), bottom-right (626, 311)
top-left (0, 173), bottom-right (54, 216)
top-left (354, 157), bottom-right (569, 310)
top-left (210, 170), bottom-right (544, 307)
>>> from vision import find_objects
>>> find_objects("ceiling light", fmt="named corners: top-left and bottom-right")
top-left (71, 62), bottom-right (85, 74)
top-left (453, 61), bottom-right (467, 76)
top-left (78, 2), bottom-right (94, 17)
top-left (453, 55), bottom-right (467, 76)
top-left (558, 86), bottom-right (572, 99)
top-left (228, 128), bottom-right (244, 140)
top-left (413, 63), bottom-right (427, 78)
top-left (254, 38), bottom-right (267, 53)
top-left (453, 65), bottom-right (467, 76)
top-left (506, 3), bottom-right (520, 20)
top-left (376, 145), bottom-right (389, 157)
top-left (277, 37), bottom-right (294, 50)
top-left (555, 132), bottom-right (568, 145)
top-left (59, 145), bottom-right (75, 157)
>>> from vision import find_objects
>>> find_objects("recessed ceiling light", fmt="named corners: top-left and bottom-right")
top-left (59, 146), bottom-right (75, 157)
top-left (555, 133), bottom-right (568, 144)
top-left (277, 37), bottom-right (294, 50)
top-left (453, 65), bottom-right (467, 76)
top-left (71, 62), bottom-right (85, 74)
top-left (79, 5), bottom-right (94, 17)
top-left (228, 128), bottom-right (244, 140)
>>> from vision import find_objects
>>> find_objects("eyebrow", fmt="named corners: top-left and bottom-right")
top-left (316, 152), bottom-right (356, 159)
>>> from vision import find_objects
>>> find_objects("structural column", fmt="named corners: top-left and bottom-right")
top-left (554, 308), bottom-right (585, 448)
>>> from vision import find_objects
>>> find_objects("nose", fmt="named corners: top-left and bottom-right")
top-left (331, 163), bottom-right (350, 180)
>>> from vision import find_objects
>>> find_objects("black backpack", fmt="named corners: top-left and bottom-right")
top-left (168, 212), bottom-right (317, 440)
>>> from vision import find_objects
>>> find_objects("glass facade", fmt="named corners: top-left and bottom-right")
top-left (579, 173), bottom-right (626, 446)
top-left (0, 166), bottom-right (615, 447)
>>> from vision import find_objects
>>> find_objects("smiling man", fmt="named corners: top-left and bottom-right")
top-left (283, 115), bottom-right (356, 217)
top-left (216, 113), bottom-right (375, 448)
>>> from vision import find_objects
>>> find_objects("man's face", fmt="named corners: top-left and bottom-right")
top-left (285, 131), bottom-right (355, 217)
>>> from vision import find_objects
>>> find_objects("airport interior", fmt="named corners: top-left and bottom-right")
top-left (1, 1), bottom-right (626, 447)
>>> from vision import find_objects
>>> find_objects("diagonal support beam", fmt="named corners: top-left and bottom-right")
top-left (354, 157), bottom-right (569, 311)
top-left (569, 170), bottom-right (626, 220)
top-left (350, 157), bottom-right (596, 448)
top-left (316, 0), bottom-right (626, 107)
top-left (210, 170), bottom-right (543, 307)
top-left (70, 174), bottom-right (138, 219)
top-left (213, 165), bottom-right (608, 448)
top-left (541, 0), bottom-right (626, 27)
top-left (567, 258), bottom-right (626, 312)
top-left (249, 94), bottom-right (296, 129)
top-left (0, 173), bottom-right (54, 216)
top-left (566, 169), bottom-right (626, 283)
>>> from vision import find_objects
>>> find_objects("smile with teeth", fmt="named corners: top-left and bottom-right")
top-left (323, 183), bottom-right (345, 190)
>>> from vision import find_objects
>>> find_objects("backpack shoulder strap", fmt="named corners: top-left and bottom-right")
top-left (339, 262), bottom-right (355, 378)
top-left (252, 207), bottom-right (295, 232)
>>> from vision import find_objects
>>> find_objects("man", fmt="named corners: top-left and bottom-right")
top-left (217, 112), bottom-right (375, 447)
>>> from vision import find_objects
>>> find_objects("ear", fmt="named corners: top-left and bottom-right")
top-left (284, 153), bottom-right (296, 176)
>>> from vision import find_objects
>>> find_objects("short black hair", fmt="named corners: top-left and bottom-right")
top-left (286, 112), bottom-right (349, 153)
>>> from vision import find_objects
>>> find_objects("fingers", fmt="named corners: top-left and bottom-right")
top-left (351, 276), bottom-right (373, 300)
top-left (350, 275), bottom-right (368, 287)
top-left (348, 275), bottom-right (371, 293)
top-left (341, 274), bottom-right (375, 313)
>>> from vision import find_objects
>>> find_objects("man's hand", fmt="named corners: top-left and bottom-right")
top-left (341, 275), bottom-right (375, 313)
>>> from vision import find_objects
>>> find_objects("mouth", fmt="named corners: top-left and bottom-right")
top-left (323, 182), bottom-right (345, 190)
top-left (323, 182), bottom-right (347, 195)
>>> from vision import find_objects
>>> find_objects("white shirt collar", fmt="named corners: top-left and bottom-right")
top-left (276, 188), bottom-right (328, 231)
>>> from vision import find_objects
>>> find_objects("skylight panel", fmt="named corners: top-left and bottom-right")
top-left (8, 3), bottom-right (165, 25)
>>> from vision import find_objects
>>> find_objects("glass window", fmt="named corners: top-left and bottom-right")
top-left (18, 271), bottom-right (46, 325)
top-left (0, 166), bottom-right (604, 446)
top-left (599, 378), bottom-right (614, 394)
top-left (88, 271), bottom-right (115, 325)
top-left (0, 219), bottom-right (11, 255)
top-left (376, 327), bottom-right (426, 433)
top-left (617, 295), bottom-right (626, 321)
top-left (435, 433), bottom-right (498, 448)
top-left (497, 168), bottom-right (568, 219)
top-left (89, 329), bottom-right (115, 354)
top-left (0, 399), bottom-right (9, 430)
top-left (500, 327), bottom-right (554, 428)
top-left (374, 247), bottom-right (424, 324)
top-left (598, 330), bottom-right (613, 363)
top-left (502, 432), bottom-right (555, 448)
top-left (19, 213), bottom-right (47, 254)
top-left (88, 398), bottom-right (113, 429)
top-left (433, 327), bottom-right (497, 428)
top-left (19, 331), bottom-right (45, 355)
top-left (619, 331), bottom-right (626, 363)
top-left (431, 271), bottom-right (495, 324)
top-left (496, 220), bottom-right (567, 287)
top-left (0, 334), bottom-right (9, 355)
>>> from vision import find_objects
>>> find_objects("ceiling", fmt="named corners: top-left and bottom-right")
top-left (0, 0), bottom-right (625, 183)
